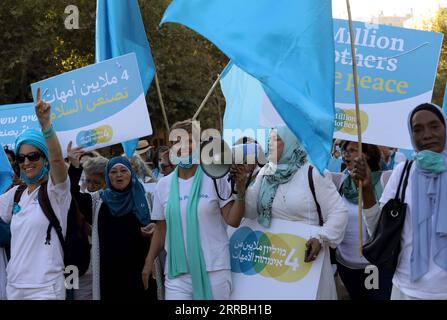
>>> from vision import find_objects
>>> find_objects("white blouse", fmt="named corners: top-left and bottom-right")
top-left (244, 163), bottom-right (348, 299)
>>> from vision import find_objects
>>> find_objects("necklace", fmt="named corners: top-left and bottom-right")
top-left (276, 185), bottom-right (288, 203)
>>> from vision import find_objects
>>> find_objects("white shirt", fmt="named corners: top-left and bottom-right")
top-left (244, 163), bottom-right (348, 299)
top-left (365, 162), bottom-right (447, 299)
top-left (386, 151), bottom-right (407, 169)
top-left (0, 176), bottom-right (71, 288)
top-left (151, 171), bottom-right (233, 273)
top-left (330, 172), bottom-right (391, 269)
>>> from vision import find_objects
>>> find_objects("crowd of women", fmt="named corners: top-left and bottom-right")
top-left (0, 90), bottom-right (446, 300)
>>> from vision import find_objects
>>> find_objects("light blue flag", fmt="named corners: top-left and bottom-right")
top-left (162, 0), bottom-right (335, 173)
top-left (0, 147), bottom-right (13, 194)
top-left (221, 62), bottom-right (266, 146)
top-left (96, 0), bottom-right (155, 157)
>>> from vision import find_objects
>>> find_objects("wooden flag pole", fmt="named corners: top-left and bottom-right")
top-left (154, 72), bottom-right (170, 135)
top-left (192, 73), bottom-right (223, 120)
top-left (346, 0), bottom-right (364, 257)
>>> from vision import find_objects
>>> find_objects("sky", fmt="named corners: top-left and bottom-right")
top-left (332, 0), bottom-right (447, 22)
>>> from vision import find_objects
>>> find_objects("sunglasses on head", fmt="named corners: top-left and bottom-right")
top-left (16, 152), bottom-right (43, 163)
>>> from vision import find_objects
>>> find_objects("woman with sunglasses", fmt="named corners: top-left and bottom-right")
top-left (0, 88), bottom-right (71, 300)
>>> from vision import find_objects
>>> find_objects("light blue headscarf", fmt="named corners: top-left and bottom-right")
top-left (408, 103), bottom-right (447, 281)
top-left (257, 125), bottom-right (307, 227)
top-left (14, 128), bottom-right (49, 185)
top-left (0, 147), bottom-right (13, 194)
top-left (100, 156), bottom-right (150, 225)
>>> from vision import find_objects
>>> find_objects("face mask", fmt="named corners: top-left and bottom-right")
top-left (174, 149), bottom-right (200, 169)
top-left (415, 150), bottom-right (446, 174)
top-left (20, 165), bottom-right (49, 185)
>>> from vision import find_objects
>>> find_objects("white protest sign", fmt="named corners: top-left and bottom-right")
top-left (30, 53), bottom-right (152, 157)
top-left (228, 218), bottom-right (324, 300)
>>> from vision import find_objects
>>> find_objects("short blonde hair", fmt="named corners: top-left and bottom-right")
top-left (170, 119), bottom-right (200, 135)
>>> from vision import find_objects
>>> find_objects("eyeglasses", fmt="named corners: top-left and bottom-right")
top-left (341, 149), bottom-right (358, 157)
top-left (16, 152), bottom-right (43, 163)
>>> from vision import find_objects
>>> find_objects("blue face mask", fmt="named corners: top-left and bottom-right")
top-left (20, 165), bottom-right (49, 185)
top-left (415, 150), bottom-right (446, 174)
top-left (174, 149), bottom-right (200, 169)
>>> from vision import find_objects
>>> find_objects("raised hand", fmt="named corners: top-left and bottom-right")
top-left (67, 141), bottom-right (85, 169)
top-left (351, 153), bottom-right (373, 189)
top-left (35, 88), bottom-right (52, 130)
top-left (230, 164), bottom-right (249, 197)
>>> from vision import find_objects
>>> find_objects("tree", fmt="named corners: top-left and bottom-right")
top-left (140, 0), bottom-right (228, 137)
top-left (0, 0), bottom-right (228, 145)
top-left (0, 0), bottom-right (95, 104)
top-left (424, 8), bottom-right (447, 107)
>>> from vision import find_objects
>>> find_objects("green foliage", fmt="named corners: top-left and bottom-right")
top-left (0, 0), bottom-right (95, 104)
top-left (427, 8), bottom-right (447, 107)
top-left (140, 0), bottom-right (228, 135)
top-left (0, 0), bottom-right (227, 139)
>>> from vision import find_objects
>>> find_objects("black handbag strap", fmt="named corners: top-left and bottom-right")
top-left (308, 166), bottom-right (323, 227)
top-left (399, 161), bottom-right (413, 203)
top-left (394, 160), bottom-right (409, 201)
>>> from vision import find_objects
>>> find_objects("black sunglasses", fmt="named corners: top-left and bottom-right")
top-left (16, 152), bottom-right (43, 163)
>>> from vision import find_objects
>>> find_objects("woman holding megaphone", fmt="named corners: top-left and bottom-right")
top-left (142, 119), bottom-right (248, 300)
top-left (243, 125), bottom-right (348, 300)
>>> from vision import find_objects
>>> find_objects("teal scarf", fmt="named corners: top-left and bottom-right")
top-left (166, 166), bottom-right (212, 300)
top-left (343, 172), bottom-right (383, 204)
top-left (257, 125), bottom-right (307, 228)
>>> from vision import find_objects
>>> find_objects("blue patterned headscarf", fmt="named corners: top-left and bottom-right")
top-left (257, 125), bottom-right (308, 227)
top-left (100, 156), bottom-right (150, 225)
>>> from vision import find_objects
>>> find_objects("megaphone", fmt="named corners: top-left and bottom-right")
top-left (200, 138), bottom-right (265, 179)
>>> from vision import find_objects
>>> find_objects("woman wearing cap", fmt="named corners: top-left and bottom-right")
top-left (352, 103), bottom-right (447, 300)
top-left (243, 125), bottom-right (348, 300)
top-left (0, 88), bottom-right (71, 300)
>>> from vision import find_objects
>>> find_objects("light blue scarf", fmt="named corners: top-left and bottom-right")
top-left (14, 128), bottom-right (50, 185)
top-left (408, 103), bottom-right (447, 281)
top-left (166, 166), bottom-right (212, 300)
top-left (257, 125), bottom-right (307, 228)
top-left (100, 157), bottom-right (150, 225)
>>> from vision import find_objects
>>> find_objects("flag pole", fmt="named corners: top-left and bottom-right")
top-left (192, 73), bottom-right (222, 120)
top-left (154, 72), bottom-right (170, 135)
top-left (346, 0), bottom-right (364, 257)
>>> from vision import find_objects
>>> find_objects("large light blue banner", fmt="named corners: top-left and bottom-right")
top-left (333, 19), bottom-right (443, 149)
top-left (223, 20), bottom-right (443, 153)
top-left (0, 103), bottom-right (38, 149)
top-left (30, 53), bottom-right (152, 155)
